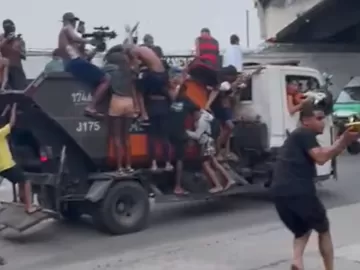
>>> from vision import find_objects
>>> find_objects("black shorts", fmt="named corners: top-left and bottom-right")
top-left (137, 70), bottom-right (168, 95)
top-left (274, 195), bottom-right (329, 238)
top-left (188, 58), bottom-right (218, 87)
top-left (8, 66), bottom-right (27, 90)
top-left (65, 57), bottom-right (107, 89)
top-left (169, 137), bottom-right (186, 160)
top-left (0, 165), bottom-right (26, 184)
top-left (147, 115), bottom-right (168, 138)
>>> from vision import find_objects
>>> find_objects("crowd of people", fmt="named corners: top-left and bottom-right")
top-left (54, 12), bottom-right (247, 194)
top-left (1, 13), bottom-right (360, 270)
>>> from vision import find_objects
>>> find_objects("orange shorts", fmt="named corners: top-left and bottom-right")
top-left (108, 95), bottom-right (134, 117)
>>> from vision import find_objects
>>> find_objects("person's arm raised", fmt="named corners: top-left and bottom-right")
top-left (65, 26), bottom-right (88, 44)
top-left (194, 38), bottom-right (200, 56)
top-left (308, 128), bottom-right (359, 165)
top-left (186, 114), bottom-right (207, 140)
top-left (9, 103), bottom-right (17, 127)
top-left (1, 105), bottom-right (10, 117)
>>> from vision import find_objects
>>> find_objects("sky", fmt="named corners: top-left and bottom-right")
top-left (0, 0), bottom-right (262, 53)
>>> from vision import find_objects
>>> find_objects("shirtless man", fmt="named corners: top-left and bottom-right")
top-left (58, 12), bottom-right (110, 118)
top-left (126, 44), bottom-right (172, 171)
top-left (0, 19), bottom-right (26, 90)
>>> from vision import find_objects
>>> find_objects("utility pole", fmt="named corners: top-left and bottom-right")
top-left (246, 9), bottom-right (250, 48)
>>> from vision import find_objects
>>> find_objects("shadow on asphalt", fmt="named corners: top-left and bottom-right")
top-left (0, 182), bottom-right (351, 243)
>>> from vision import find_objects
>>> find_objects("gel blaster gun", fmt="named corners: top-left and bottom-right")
top-left (83, 26), bottom-right (117, 52)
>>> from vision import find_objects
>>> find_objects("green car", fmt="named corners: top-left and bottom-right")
top-left (333, 77), bottom-right (360, 154)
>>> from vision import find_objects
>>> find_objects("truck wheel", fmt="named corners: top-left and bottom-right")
top-left (60, 202), bottom-right (82, 222)
top-left (93, 181), bottom-right (150, 235)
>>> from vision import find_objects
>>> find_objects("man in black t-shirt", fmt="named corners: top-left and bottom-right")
top-left (272, 103), bottom-right (359, 270)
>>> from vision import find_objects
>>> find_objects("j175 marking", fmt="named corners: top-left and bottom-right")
top-left (76, 121), bottom-right (101, 132)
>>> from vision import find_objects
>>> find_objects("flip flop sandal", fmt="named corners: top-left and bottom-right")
top-left (116, 168), bottom-right (127, 176)
top-left (26, 206), bottom-right (42, 215)
top-left (139, 119), bottom-right (150, 126)
top-left (174, 190), bottom-right (189, 196)
top-left (84, 110), bottom-right (104, 119)
top-left (124, 167), bottom-right (134, 174)
top-left (164, 165), bottom-right (174, 171)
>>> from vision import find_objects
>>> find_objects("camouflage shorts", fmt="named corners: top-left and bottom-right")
top-left (201, 138), bottom-right (216, 157)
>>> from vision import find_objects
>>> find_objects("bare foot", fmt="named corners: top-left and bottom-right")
top-left (116, 167), bottom-right (124, 172)
top-left (84, 108), bottom-right (104, 118)
top-left (150, 162), bottom-right (158, 172)
top-left (125, 167), bottom-right (134, 173)
top-left (226, 152), bottom-right (239, 161)
top-left (165, 163), bottom-right (174, 171)
top-left (174, 187), bottom-right (189, 195)
top-left (224, 180), bottom-right (236, 190)
top-left (26, 205), bottom-right (42, 214)
top-left (209, 186), bottom-right (223, 194)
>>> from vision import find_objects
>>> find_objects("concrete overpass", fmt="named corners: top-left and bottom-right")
top-left (255, 0), bottom-right (360, 43)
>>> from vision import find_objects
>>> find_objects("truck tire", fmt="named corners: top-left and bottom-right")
top-left (60, 202), bottom-right (82, 222)
top-left (92, 181), bottom-right (150, 235)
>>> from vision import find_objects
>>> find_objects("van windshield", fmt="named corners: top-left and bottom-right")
top-left (336, 88), bottom-right (360, 103)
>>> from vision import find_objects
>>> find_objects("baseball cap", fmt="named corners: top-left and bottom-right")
top-left (143, 34), bottom-right (153, 42)
top-left (62, 12), bottom-right (79, 22)
top-left (200, 28), bottom-right (210, 34)
top-left (3, 19), bottom-right (14, 26)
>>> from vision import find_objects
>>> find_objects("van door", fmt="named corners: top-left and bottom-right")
top-left (281, 69), bottom-right (333, 179)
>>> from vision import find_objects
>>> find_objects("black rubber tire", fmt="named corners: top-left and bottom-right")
top-left (60, 202), bottom-right (82, 222)
top-left (92, 181), bottom-right (150, 235)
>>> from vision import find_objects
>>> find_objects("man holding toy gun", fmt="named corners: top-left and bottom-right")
top-left (271, 102), bottom-right (360, 270)
top-left (58, 12), bottom-right (110, 118)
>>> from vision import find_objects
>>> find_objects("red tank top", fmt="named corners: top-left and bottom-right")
top-left (197, 35), bottom-right (219, 67)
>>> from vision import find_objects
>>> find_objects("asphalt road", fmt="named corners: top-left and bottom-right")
top-left (1, 154), bottom-right (360, 269)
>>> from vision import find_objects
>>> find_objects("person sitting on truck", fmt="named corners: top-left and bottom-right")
top-left (185, 28), bottom-right (220, 88)
top-left (286, 79), bottom-right (311, 116)
top-left (186, 108), bottom-right (235, 193)
top-left (0, 103), bottom-right (38, 214)
top-left (167, 67), bottom-right (197, 194)
top-left (58, 12), bottom-right (110, 118)
top-left (126, 44), bottom-right (173, 171)
top-left (104, 50), bottom-right (137, 174)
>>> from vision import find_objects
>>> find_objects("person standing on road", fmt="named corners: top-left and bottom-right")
top-left (223, 34), bottom-right (243, 72)
top-left (271, 103), bottom-right (360, 270)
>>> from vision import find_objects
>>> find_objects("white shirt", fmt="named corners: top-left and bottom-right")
top-left (219, 81), bottom-right (231, 91)
top-left (223, 44), bottom-right (243, 72)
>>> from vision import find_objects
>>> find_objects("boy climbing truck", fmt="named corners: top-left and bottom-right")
top-left (0, 60), bottom-right (336, 236)
top-left (0, 103), bottom-right (39, 214)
